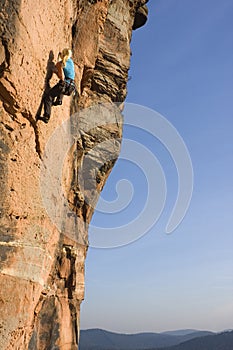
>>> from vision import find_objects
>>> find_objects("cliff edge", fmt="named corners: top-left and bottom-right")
top-left (0, 0), bottom-right (148, 349)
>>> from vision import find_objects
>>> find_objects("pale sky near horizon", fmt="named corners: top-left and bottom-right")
top-left (80, 0), bottom-right (233, 333)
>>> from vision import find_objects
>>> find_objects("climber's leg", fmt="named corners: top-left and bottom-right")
top-left (36, 83), bottom-right (62, 123)
top-left (43, 83), bottom-right (61, 118)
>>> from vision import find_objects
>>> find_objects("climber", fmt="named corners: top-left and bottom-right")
top-left (36, 48), bottom-right (76, 124)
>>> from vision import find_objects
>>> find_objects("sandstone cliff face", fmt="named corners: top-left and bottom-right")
top-left (0, 0), bottom-right (148, 349)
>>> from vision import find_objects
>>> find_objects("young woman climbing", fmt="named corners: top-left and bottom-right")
top-left (37, 48), bottom-right (76, 124)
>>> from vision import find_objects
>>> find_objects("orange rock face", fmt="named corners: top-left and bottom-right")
top-left (0, 0), bottom-right (148, 348)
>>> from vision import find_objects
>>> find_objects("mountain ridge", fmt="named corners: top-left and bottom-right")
top-left (79, 328), bottom-right (215, 350)
top-left (149, 330), bottom-right (233, 350)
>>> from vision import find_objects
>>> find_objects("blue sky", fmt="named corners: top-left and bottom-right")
top-left (80, 0), bottom-right (233, 333)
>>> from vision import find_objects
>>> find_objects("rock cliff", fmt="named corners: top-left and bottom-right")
top-left (0, 0), bottom-right (148, 349)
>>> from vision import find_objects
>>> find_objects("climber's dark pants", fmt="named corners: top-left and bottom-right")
top-left (43, 83), bottom-right (63, 119)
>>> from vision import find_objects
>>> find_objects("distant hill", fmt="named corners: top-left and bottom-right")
top-left (79, 328), bottom-right (214, 350)
top-left (161, 329), bottom-right (199, 336)
top-left (149, 330), bottom-right (233, 350)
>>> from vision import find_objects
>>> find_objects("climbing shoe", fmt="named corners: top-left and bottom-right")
top-left (52, 99), bottom-right (62, 106)
top-left (36, 115), bottom-right (49, 124)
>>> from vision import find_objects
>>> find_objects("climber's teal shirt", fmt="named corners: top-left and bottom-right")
top-left (63, 58), bottom-right (75, 80)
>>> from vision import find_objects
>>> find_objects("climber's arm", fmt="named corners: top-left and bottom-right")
top-left (55, 61), bottom-right (64, 80)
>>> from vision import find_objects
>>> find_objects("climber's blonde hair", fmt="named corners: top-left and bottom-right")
top-left (59, 48), bottom-right (72, 66)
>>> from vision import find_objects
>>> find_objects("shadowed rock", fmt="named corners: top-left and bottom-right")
top-left (133, 4), bottom-right (149, 30)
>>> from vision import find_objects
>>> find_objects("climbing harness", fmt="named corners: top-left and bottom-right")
top-left (59, 79), bottom-right (77, 96)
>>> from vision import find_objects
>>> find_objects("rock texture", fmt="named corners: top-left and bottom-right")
top-left (0, 0), bottom-right (148, 349)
